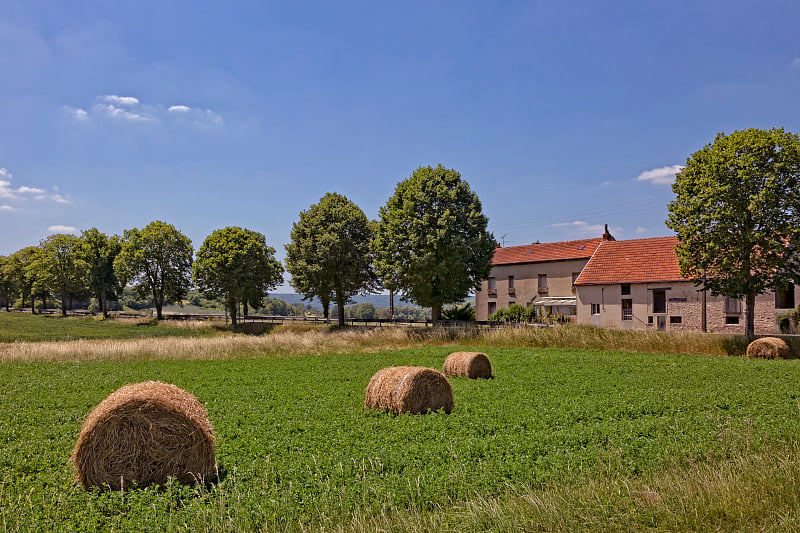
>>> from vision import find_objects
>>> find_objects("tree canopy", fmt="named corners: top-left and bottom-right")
top-left (193, 226), bottom-right (283, 327)
top-left (114, 221), bottom-right (193, 320)
top-left (666, 127), bottom-right (800, 336)
top-left (31, 234), bottom-right (88, 316)
top-left (81, 228), bottom-right (122, 318)
top-left (372, 164), bottom-right (495, 322)
top-left (285, 192), bottom-right (377, 326)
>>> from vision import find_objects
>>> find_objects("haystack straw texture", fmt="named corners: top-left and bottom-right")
top-left (442, 351), bottom-right (493, 379)
top-left (365, 366), bottom-right (453, 414)
top-left (72, 381), bottom-right (216, 490)
top-left (746, 337), bottom-right (790, 360)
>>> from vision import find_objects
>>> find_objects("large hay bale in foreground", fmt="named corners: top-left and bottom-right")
top-left (442, 351), bottom-right (492, 379)
top-left (746, 337), bottom-right (790, 360)
top-left (72, 381), bottom-right (216, 490)
top-left (365, 366), bottom-right (453, 414)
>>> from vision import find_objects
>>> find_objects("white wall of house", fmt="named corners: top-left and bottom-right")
top-left (476, 258), bottom-right (589, 320)
top-left (576, 282), bottom-right (799, 334)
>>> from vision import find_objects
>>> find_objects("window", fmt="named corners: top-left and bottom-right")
top-left (776, 284), bottom-right (795, 309)
top-left (508, 275), bottom-right (514, 288)
top-left (669, 316), bottom-right (682, 324)
top-left (591, 303), bottom-right (600, 315)
top-left (622, 299), bottom-right (633, 321)
top-left (652, 290), bottom-right (666, 314)
top-left (488, 277), bottom-right (496, 295)
top-left (724, 296), bottom-right (741, 314)
top-left (648, 316), bottom-right (653, 324)
top-left (621, 283), bottom-right (631, 295)
top-left (488, 302), bottom-right (497, 316)
top-left (538, 274), bottom-right (547, 292)
top-left (725, 315), bottom-right (740, 325)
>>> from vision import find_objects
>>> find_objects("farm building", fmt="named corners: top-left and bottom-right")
top-left (478, 230), bottom-right (798, 334)
top-left (474, 226), bottom-right (614, 321)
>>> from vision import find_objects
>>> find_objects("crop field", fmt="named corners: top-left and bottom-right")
top-left (2, 342), bottom-right (800, 531)
top-left (0, 312), bottom-right (225, 343)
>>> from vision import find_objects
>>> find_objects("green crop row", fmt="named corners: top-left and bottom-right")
top-left (1, 347), bottom-right (799, 530)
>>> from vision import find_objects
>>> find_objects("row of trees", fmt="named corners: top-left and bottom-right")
top-left (1, 165), bottom-right (495, 327)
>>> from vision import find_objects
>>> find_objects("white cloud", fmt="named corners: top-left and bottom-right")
top-left (792, 57), bottom-right (800, 68)
top-left (65, 96), bottom-right (223, 128)
top-left (95, 103), bottom-right (153, 122)
top-left (635, 226), bottom-right (648, 234)
top-left (102, 95), bottom-right (139, 106)
top-left (0, 205), bottom-right (15, 212)
top-left (17, 185), bottom-right (45, 194)
top-left (64, 106), bottom-right (89, 121)
top-left (0, 167), bottom-right (72, 206)
top-left (47, 225), bottom-right (78, 234)
top-left (636, 165), bottom-right (684, 185)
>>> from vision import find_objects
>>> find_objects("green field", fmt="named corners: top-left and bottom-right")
top-left (2, 344), bottom-right (800, 531)
top-left (0, 312), bottom-right (224, 342)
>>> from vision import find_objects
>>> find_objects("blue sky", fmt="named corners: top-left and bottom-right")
top-left (2, 1), bottom-right (800, 288)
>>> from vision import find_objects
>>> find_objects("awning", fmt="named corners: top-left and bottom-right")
top-left (531, 297), bottom-right (577, 307)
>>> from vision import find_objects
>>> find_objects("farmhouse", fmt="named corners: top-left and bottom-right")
top-left (574, 236), bottom-right (797, 334)
top-left (474, 227), bottom-right (614, 321)
top-left (478, 230), bottom-right (798, 334)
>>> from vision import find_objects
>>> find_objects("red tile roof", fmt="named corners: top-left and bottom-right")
top-left (574, 236), bottom-right (686, 285)
top-left (492, 238), bottom-right (603, 265)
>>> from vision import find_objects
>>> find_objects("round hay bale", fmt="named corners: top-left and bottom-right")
top-left (746, 337), bottom-right (790, 360)
top-left (365, 366), bottom-right (453, 414)
top-left (442, 351), bottom-right (492, 379)
top-left (72, 381), bottom-right (216, 490)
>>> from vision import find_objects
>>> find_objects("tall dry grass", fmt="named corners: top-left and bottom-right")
top-left (0, 323), bottom-right (757, 364)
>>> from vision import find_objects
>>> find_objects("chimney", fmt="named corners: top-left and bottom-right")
top-left (602, 224), bottom-right (615, 241)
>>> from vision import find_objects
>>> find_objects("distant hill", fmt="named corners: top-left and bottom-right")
top-left (267, 293), bottom-right (474, 309)
top-left (267, 293), bottom-right (416, 308)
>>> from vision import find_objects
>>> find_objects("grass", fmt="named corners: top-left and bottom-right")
top-left (0, 312), bottom-right (227, 343)
top-left (2, 345), bottom-right (800, 530)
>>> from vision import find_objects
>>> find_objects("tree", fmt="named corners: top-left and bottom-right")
top-left (666, 128), bottom-right (800, 337)
top-left (0, 256), bottom-right (16, 311)
top-left (9, 247), bottom-right (42, 312)
top-left (32, 234), bottom-right (89, 316)
top-left (81, 228), bottom-right (123, 318)
top-left (285, 192), bottom-right (377, 327)
top-left (372, 164), bottom-right (495, 323)
top-left (114, 221), bottom-right (194, 320)
top-left (193, 227), bottom-right (283, 327)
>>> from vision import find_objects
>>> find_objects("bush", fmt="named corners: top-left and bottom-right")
top-left (442, 302), bottom-right (475, 321)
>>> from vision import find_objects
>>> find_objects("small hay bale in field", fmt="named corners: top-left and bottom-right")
top-left (746, 337), bottom-right (790, 360)
top-left (364, 366), bottom-right (453, 414)
top-left (72, 381), bottom-right (216, 490)
top-left (442, 351), bottom-right (492, 379)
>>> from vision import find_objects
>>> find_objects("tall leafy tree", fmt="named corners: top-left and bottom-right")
top-left (32, 234), bottom-right (89, 316)
top-left (285, 192), bottom-right (377, 327)
top-left (8, 247), bottom-right (39, 312)
top-left (193, 227), bottom-right (283, 327)
top-left (373, 164), bottom-right (495, 323)
top-left (0, 256), bottom-right (16, 311)
top-left (114, 221), bottom-right (194, 320)
top-left (667, 128), bottom-right (800, 337)
top-left (81, 228), bottom-right (123, 318)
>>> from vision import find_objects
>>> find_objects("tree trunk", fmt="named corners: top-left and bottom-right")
top-left (242, 301), bottom-right (249, 320)
top-left (155, 303), bottom-right (163, 320)
top-left (322, 300), bottom-right (330, 320)
top-left (389, 289), bottom-right (395, 320)
top-left (228, 297), bottom-right (238, 328)
top-left (61, 290), bottom-right (67, 316)
top-left (336, 291), bottom-right (345, 328)
top-left (431, 302), bottom-right (441, 325)
top-left (745, 293), bottom-right (756, 338)
top-left (101, 290), bottom-right (108, 319)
